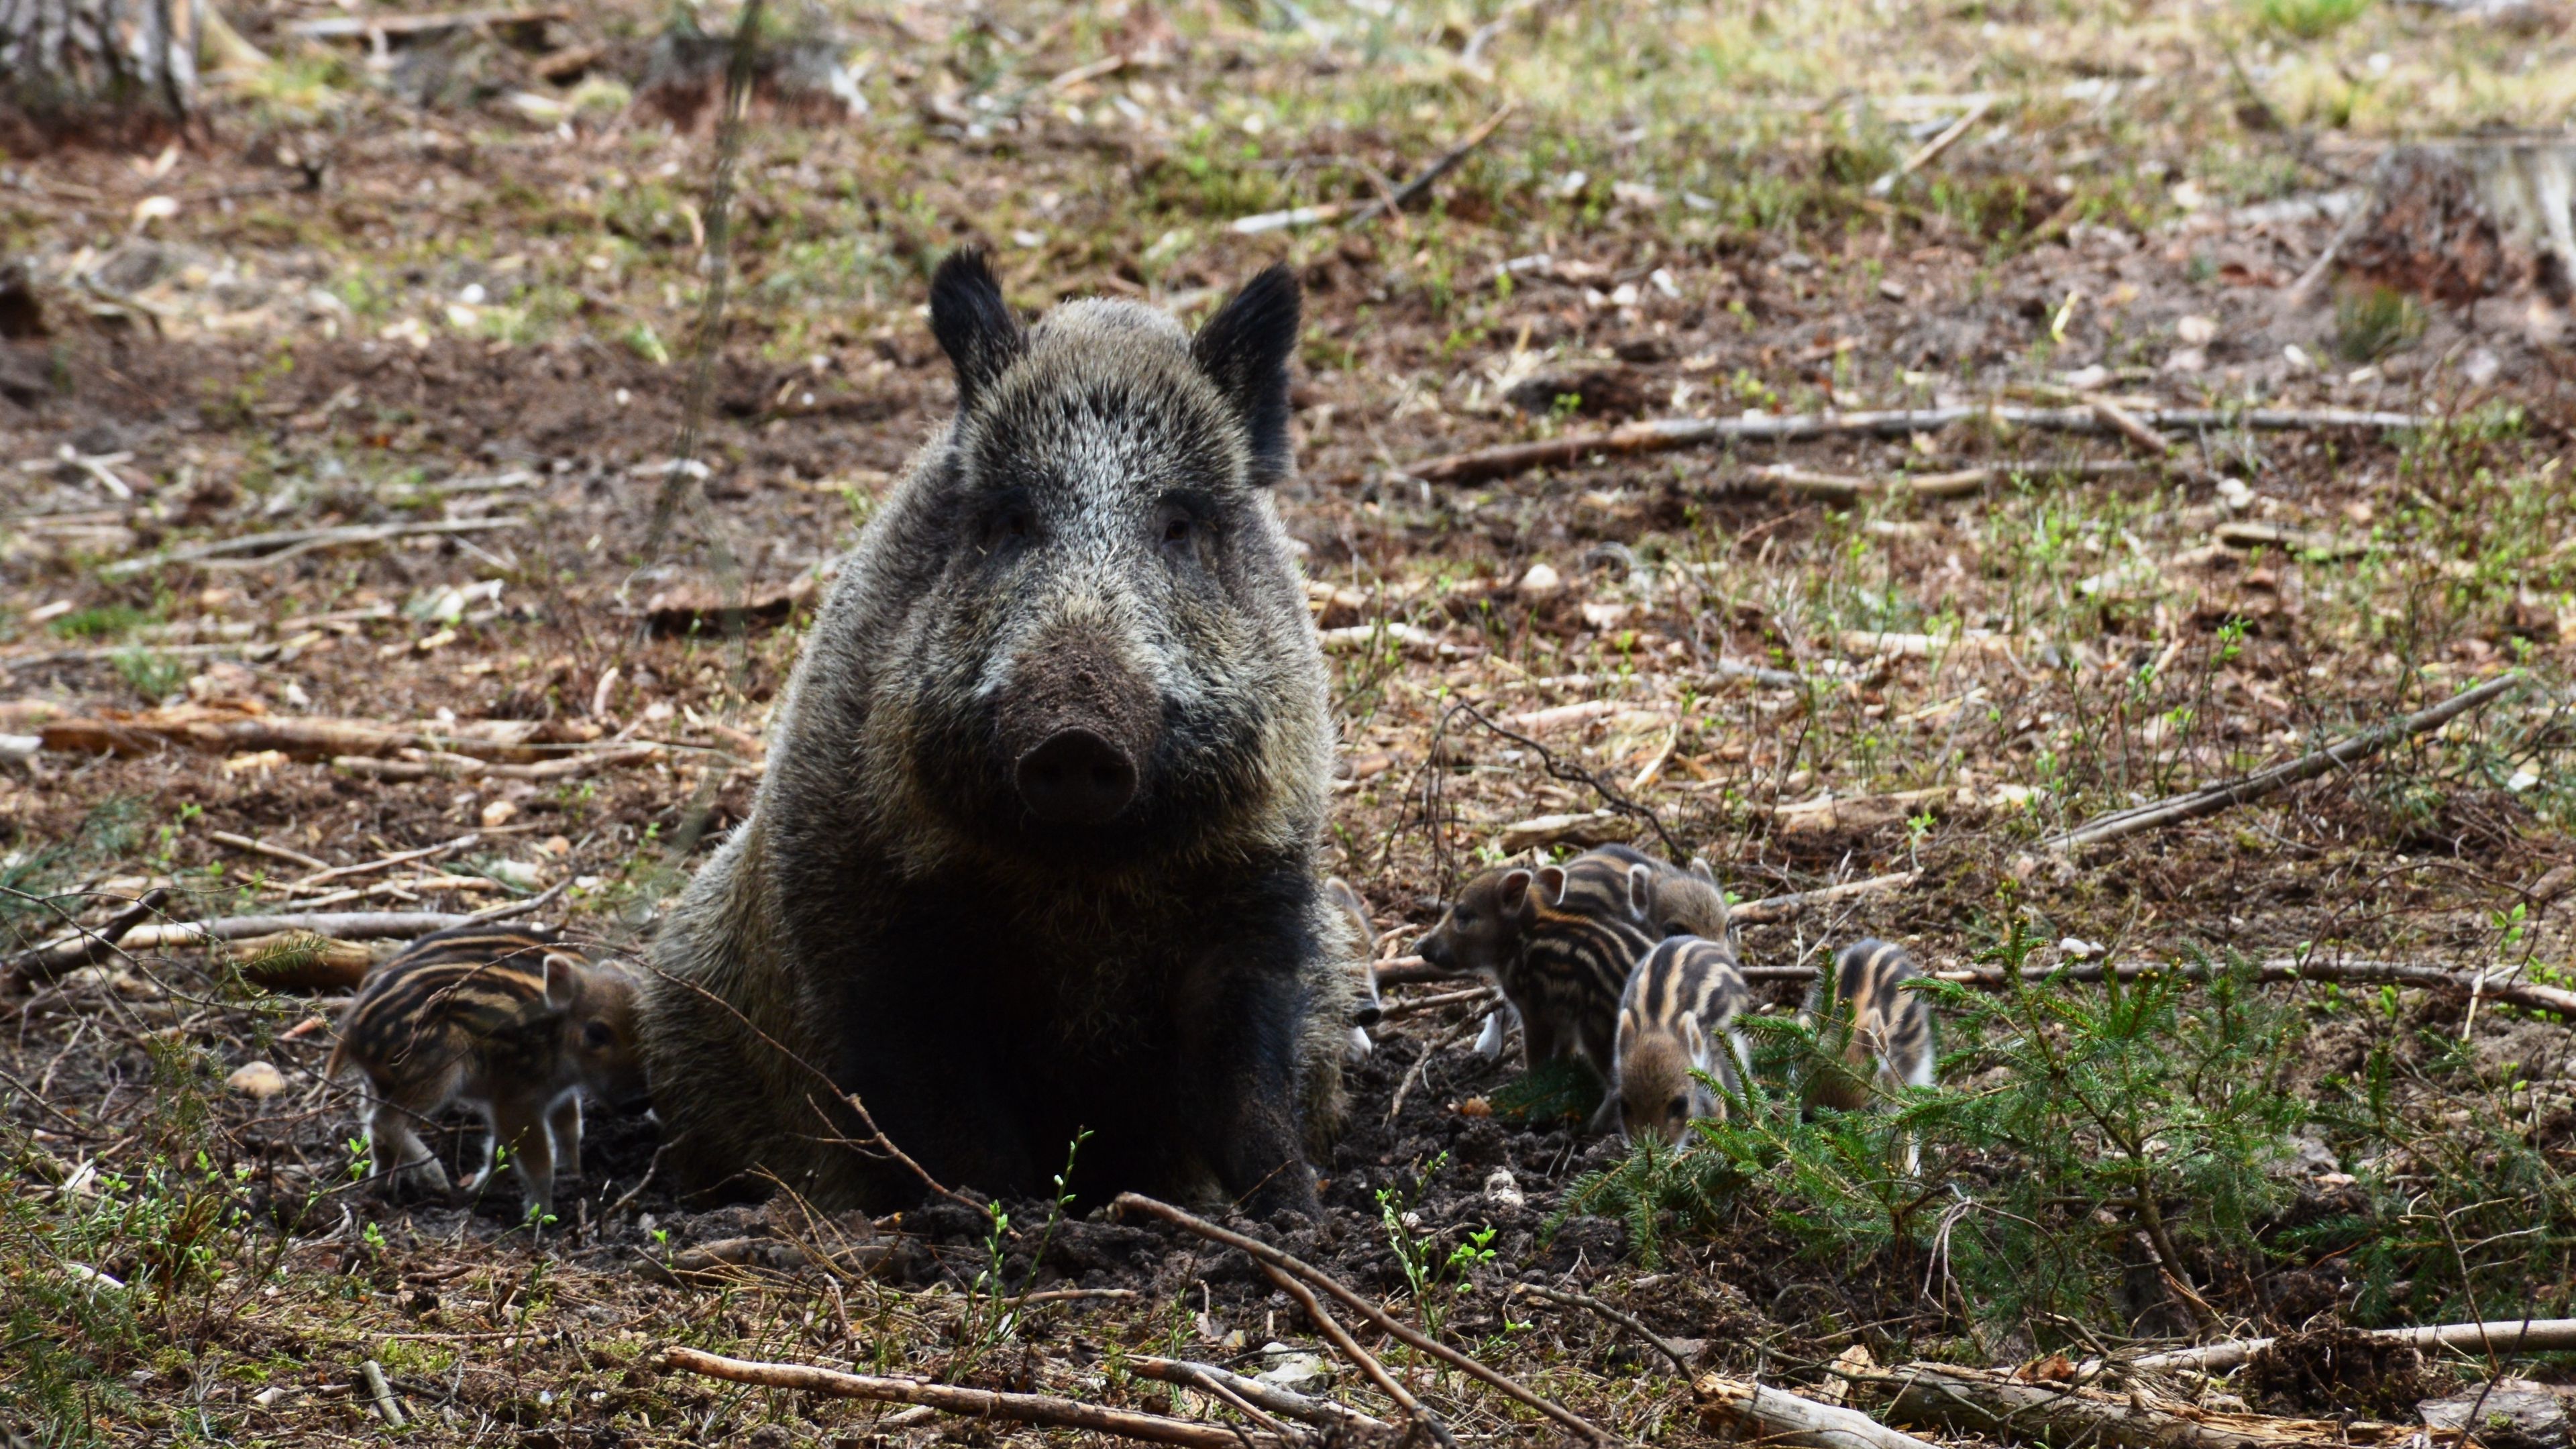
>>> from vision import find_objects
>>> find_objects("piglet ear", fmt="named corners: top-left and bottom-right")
top-left (1191, 264), bottom-right (1301, 484)
top-left (1534, 864), bottom-right (1570, 908)
top-left (1689, 855), bottom-right (1718, 884)
top-left (1626, 863), bottom-right (1656, 921)
top-left (930, 250), bottom-right (1026, 413)
top-left (540, 954), bottom-right (582, 1012)
top-left (1498, 869), bottom-right (1534, 913)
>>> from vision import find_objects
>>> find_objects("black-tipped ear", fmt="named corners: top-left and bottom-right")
top-left (1191, 264), bottom-right (1301, 483)
top-left (929, 250), bottom-right (1024, 413)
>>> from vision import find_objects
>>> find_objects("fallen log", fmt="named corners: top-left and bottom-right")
top-left (2043, 672), bottom-right (2525, 852)
top-left (1403, 405), bottom-right (2435, 488)
top-left (226, 932), bottom-right (375, 991)
top-left (1697, 1373), bottom-right (1945, 1449)
top-left (1881, 1360), bottom-right (2447, 1449)
top-left (3, 886), bottom-right (168, 990)
top-left (2126, 1317), bottom-right (2576, 1375)
top-left (659, 1346), bottom-right (1291, 1449)
top-left (28, 704), bottom-right (604, 763)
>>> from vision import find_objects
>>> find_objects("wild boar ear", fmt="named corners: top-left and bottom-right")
top-left (1626, 863), bottom-right (1656, 922)
top-left (929, 250), bottom-right (1025, 413)
top-left (1534, 864), bottom-right (1569, 908)
top-left (1498, 869), bottom-right (1534, 912)
top-left (540, 954), bottom-right (582, 1012)
top-left (1681, 1015), bottom-right (1709, 1063)
top-left (1689, 855), bottom-right (1718, 885)
top-left (1191, 264), bottom-right (1301, 484)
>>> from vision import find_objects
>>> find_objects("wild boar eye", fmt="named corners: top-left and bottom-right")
top-left (581, 1021), bottom-right (614, 1049)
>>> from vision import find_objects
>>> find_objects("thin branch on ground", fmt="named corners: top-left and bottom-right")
top-left (2043, 672), bottom-right (2526, 851)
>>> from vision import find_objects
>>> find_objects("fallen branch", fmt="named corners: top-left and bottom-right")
top-left (2125, 1317), bottom-right (2576, 1376)
top-left (1124, 1356), bottom-right (1393, 1435)
top-left (331, 743), bottom-right (660, 782)
top-left (1880, 1360), bottom-right (2441, 1449)
top-left (208, 830), bottom-right (329, 872)
top-left (1868, 95), bottom-right (1995, 197)
top-left (1697, 1373), bottom-right (1945, 1449)
top-left (1516, 1283), bottom-right (1695, 1375)
top-left (1401, 405), bottom-right (2434, 488)
top-left (286, 834), bottom-right (481, 892)
top-left (1373, 985), bottom-right (1497, 1023)
top-left (1344, 99), bottom-right (1517, 227)
top-left (1114, 1193), bottom-right (1608, 1444)
top-left (111, 911), bottom-right (516, 950)
top-left (286, 6), bottom-right (566, 38)
top-left (2043, 672), bottom-right (2525, 851)
top-left (101, 517), bottom-right (528, 578)
top-left (2084, 393), bottom-right (2172, 457)
top-left (3, 887), bottom-right (169, 990)
top-left (1741, 458), bottom-right (2143, 504)
top-left (659, 1346), bottom-right (1288, 1449)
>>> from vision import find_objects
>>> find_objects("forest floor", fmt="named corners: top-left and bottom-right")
top-left (5, 0), bottom-right (2576, 1444)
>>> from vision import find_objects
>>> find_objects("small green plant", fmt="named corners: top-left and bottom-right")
top-left (2336, 286), bottom-right (2424, 362)
top-left (2246, 0), bottom-right (2369, 37)
top-left (50, 603), bottom-right (152, 641)
top-left (112, 647), bottom-right (186, 703)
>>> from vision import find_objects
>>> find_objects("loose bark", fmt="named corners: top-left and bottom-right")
top-left (659, 1346), bottom-right (1291, 1449)
top-left (2043, 672), bottom-right (2525, 852)
top-left (1402, 406), bottom-right (2435, 488)
top-left (1695, 1373), bottom-right (1945, 1449)
top-left (1881, 1361), bottom-right (2443, 1449)
top-left (2127, 1317), bottom-right (2576, 1375)
top-left (1124, 1356), bottom-right (1393, 1434)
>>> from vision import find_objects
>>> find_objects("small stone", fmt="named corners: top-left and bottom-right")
top-left (1517, 561), bottom-right (1564, 601)
top-left (2177, 313), bottom-right (2218, 345)
top-left (479, 798), bottom-right (519, 828)
top-left (1484, 1167), bottom-right (1525, 1210)
top-left (2216, 476), bottom-right (2256, 512)
top-left (227, 1061), bottom-right (286, 1099)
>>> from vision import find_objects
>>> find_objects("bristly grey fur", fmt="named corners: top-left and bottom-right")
top-left (640, 256), bottom-right (1356, 1212)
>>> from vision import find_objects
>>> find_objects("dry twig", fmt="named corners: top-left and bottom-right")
top-left (2043, 672), bottom-right (2525, 851)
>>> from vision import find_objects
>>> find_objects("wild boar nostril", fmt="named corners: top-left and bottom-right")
top-left (1015, 728), bottom-right (1139, 825)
